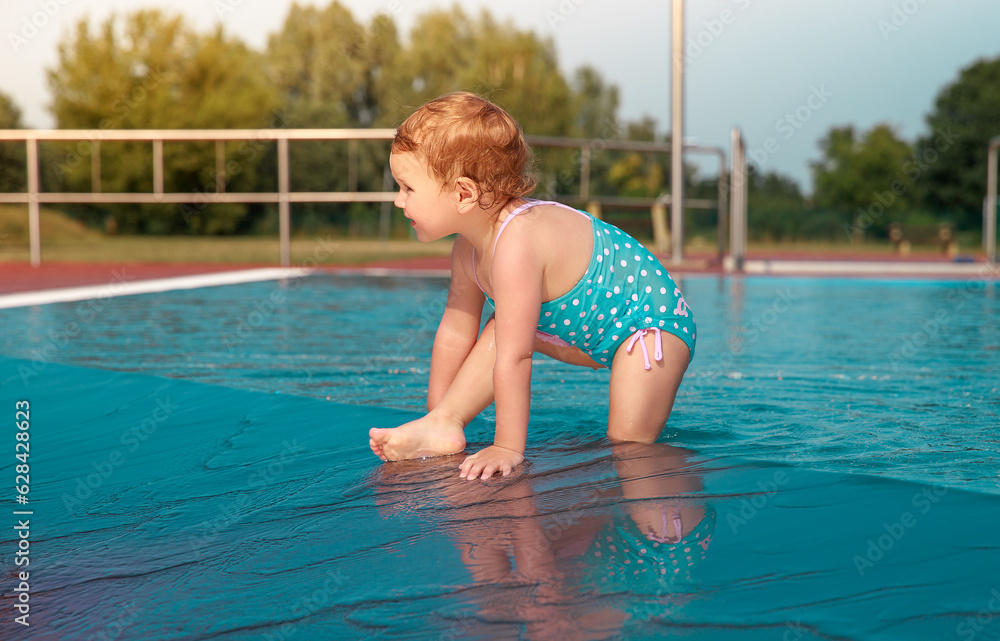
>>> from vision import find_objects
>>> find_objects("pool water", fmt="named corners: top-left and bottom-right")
top-left (1, 272), bottom-right (998, 640)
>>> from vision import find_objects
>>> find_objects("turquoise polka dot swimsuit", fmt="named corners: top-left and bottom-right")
top-left (582, 508), bottom-right (716, 619)
top-left (474, 200), bottom-right (696, 367)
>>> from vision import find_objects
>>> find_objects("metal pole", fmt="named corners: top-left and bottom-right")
top-left (26, 138), bottom-right (40, 267)
top-left (986, 138), bottom-right (997, 265)
top-left (216, 140), bottom-right (226, 194)
top-left (729, 127), bottom-right (746, 271)
top-left (580, 145), bottom-right (591, 200)
top-left (716, 150), bottom-right (728, 264)
top-left (740, 133), bottom-right (748, 263)
top-left (153, 140), bottom-right (163, 196)
top-left (278, 137), bottom-right (291, 267)
top-left (91, 141), bottom-right (101, 194)
top-left (670, 0), bottom-right (685, 264)
top-left (652, 196), bottom-right (670, 253)
top-left (984, 197), bottom-right (989, 255)
top-left (348, 139), bottom-right (358, 193)
top-left (729, 128), bottom-right (738, 268)
top-left (379, 164), bottom-right (392, 244)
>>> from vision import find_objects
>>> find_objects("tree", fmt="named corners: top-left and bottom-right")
top-left (46, 10), bottom-right (281, 233)
top-left (396, 8), bottom-right (475, 117)
top-left (399, 7), bottom-right (575, 137)
top-left (532, 65), bottom-right (622, 201)
top-left (811, 123), bottom-right (915, 240)
top-left (571, 65), bottom-right (620, 140)
top-left (0, 91), bottom-right (26, 193)
top-left (266, 2), bottom-right (403, 235)
top-left (460, 11), bottom-right (574, 137)
top-left (267, 1), bottom-right (402, 128)
top-left (746, 169), bottom-right (811, 241)
top-left (916, 55), bottom-right (1000, 229)
top-left (606, 117), bottom-right (665, 199)
top-left (265, 3), bottom-right (580, 234)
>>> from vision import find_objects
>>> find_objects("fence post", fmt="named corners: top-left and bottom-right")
top-left (987, 137), bottom-right (998, 266)
top-left (579, 145), bottom-right (591, 201)
top-left (153, 140), bottom-right (164, 197)
top-left (652, 196), bottom-right (670, 254)
top-left (729, 127), bottom-right (747, 272)
top-left (348, 139), bottom-right (358, 193)
top-left (215, 140), bottom-right (226, 194)
top-left (670, 0), bottom-right (685, 264)
top-left (92, 141), bottom-right (101, 194)
top-left (716, 151), bottom-right (728, 264)
top-left (26, 137), bottom-right (40, 267)
top-left (278, 137), bottom-right (290, 267)
top-left (380, 164), bottom-right (393, 243)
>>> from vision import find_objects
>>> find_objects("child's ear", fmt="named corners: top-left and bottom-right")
top-left (453, 176), bottom-right (480, 213)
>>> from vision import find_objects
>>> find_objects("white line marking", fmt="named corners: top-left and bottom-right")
top-left (0, 268), bottom-right (312, 310)
top-left (330, 267), bottom-right (450, 279)
top-left (743, 260), bottom-right (997, 277)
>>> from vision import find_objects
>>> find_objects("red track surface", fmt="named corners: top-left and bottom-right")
top-left (0, 249), bottom-right (983, 295)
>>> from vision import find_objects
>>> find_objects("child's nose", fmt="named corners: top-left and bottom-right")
top-left (394, 191), bottom-right (405, 210)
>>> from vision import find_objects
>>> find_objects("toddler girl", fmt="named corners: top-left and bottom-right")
top-left (369, 93), bottom-right (695, 480)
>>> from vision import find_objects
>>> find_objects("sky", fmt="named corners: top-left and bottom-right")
top-left (2, 0), bottom-right (999, 193)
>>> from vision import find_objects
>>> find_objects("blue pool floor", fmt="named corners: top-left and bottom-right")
top-left (1, 354), bottom-right (998, 641)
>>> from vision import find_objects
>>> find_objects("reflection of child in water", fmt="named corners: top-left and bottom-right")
top-left (369, 93), bottom-right (697, 480)
top-left (372, 443), bottom-right (715, 637)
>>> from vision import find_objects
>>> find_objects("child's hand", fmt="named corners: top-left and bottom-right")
top-left (459, 445), bottom-right (524, 480)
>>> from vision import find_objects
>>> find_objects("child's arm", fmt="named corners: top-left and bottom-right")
top-left (459, 232), bottom-right (542, 480)
top-left (428, 237), bottom-right (485, 410)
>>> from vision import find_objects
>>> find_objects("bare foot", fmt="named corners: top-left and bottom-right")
top-left (369, 412), bottom-right (466, 461)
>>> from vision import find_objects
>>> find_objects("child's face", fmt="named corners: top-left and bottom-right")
top-left (389, 152), bottom-right (460, 242)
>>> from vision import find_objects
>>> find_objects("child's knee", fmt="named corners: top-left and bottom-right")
top-left (605, 425), bottom-right (661, 445)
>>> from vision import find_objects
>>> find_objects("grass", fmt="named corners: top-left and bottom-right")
top-left (0, 204), bottom-right (454, 264)
top-left (0, 205), bottom-right (976, 265)
top-left (0, 235), bottom-right (455, 265)
top-left (0, 204), bottom-right (101, 243)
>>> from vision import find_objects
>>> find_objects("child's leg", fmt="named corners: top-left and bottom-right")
top-left (369, 318), bottom-right (499, 461)
top-left (370, 317), bottom-right (606, 461)
top-left (606, 331), bottom-right (690, 443)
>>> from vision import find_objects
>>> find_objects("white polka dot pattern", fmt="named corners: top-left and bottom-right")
top-left (481, 206), bottom-right (696, 366)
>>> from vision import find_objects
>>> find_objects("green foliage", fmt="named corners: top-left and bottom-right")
top-left (811, 123), bottom-right (915, 239)
top-left (263, 2), bottom-right (403, 236)
top-left (808, 55), bottom-right (1000, 236)
top-left (532, 65), bottom-right (623, 200)
top-left (0, 204), bottom-right (101, 243)
top-left (572, 65), bottom-right (620, 139)
top-left (608, 156), bottom-right (664, 199)
top-left (0, 91), bottom-right (26, 193)
top-left (267, 2), bottom-right (401, 128)
top-left (398, 7), bottom-right (575, 136)
top-left (44, 1), bottom-right (828, 243)
top-left (45, 9), bottom-right (281, 234)
top-left (0, 93), bottom-right (23, 128)
top-left (745, 169), bottom-right (816, 241)
top-left (916, 55), bottom-right (1000, 229)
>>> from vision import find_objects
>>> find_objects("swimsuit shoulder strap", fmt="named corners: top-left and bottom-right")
top-left (473, 200), bottom-right (589, 294)
top-left (471, 246), bottom-right (485, 294)
top-left (491, 200), bottom-right (589, 257)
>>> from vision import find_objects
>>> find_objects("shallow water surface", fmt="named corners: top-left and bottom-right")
top-left (0, 273), bottom-right (998, 639)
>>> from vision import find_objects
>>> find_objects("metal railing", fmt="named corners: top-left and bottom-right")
top-left (0, 128), bottom-right (732, 267)
top-left (987, 135), bottom-right (999, 265)
top-left (526, 134), bottom-right (728, 258)
top-left (0, 128), bottom-right (398, 267)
